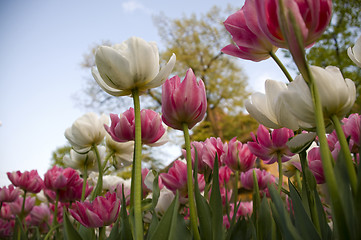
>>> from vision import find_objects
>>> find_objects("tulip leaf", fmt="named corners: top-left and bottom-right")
top-left (193, 148), bottom-right (213, 240)
top-left (288, 180), bottom-right (320, 240)
top-left (268, 184), bottom-right (302, 240)
top-left (257, 197), bottom-right (273, 240)
top-left (13, 216), bottom-right (27, 240)
top-left (151, 170), bottom-right (160, 210)
top-left (210, 154), bottom-right (224, 239)
top-left (146, 211), bottom-right (159, 240)
top-left (79, 225), bottom-right (96, 240)
top-left (120, 186), bottom-right (133, 240)
top-left (227, 217), bottom-right (252, 239)
top-left (141, 198), bottom-right (153, 212)
top-left (251, 169), bottom-right (261, 229)
top-left (314, 188), bottom-right (332, 239)
top-left (287, 132), bottom-right (316, 154)
top-left (107, 218), bottom-right (121, 240)
top-left (63, 211), bottom-right (83, 240)
top-left (149, 191), bottom-right (180, 240)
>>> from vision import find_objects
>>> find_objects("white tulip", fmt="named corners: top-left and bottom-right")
top-left (64, 112), bottom-right (108, 152)
top-left (348, 35), bottom-right (361, 68)
top-left (245, 80), bottom-right (300, 130)
top-left (105, 135), bottom-right (134, 169)
top-left (92, 37), bottom-right (176, 96)
top-left (281, 66), bottom-right (356, 129)
top-left (63, 146), bottom-right (106, 172)
top-left (155, 188), bottom-right (175, 217)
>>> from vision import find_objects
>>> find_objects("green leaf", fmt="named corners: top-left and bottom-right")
top-left (287, 132), bottom-right (316, 154)
top-left (63, 211), bottom-right (83, 240)
top-left (257, 197), bottom-right (273, 240)
top-left (288, 180), bottom-right (320, 240)
top-left (146, 211), bottom-right (159, 240)
top-left (141, 198), bottom-right (153, 212)
top-left (151, 170), bottom-right (160, 210)
top-left (120, 186), bottom-right (133, 240)
top-left (209, 154), bottom-right (224, 240)
top-left (313, 188), bottom-right (332, 240)
top-left (227, 218), bottom-right (252, 240)
top-left (78, 225), bottom-right (96, 240)
top-left (107, 218), bottom-right (121, 240)
top-left (251, 169), bottom-right (261, 234)
top-left (268, 184), bottom-right (302, 240)
top-left (193, 147), bottom-right (213, 240)
top-left (149, 191), bottom-right (180, 240)
top-left (13, 216), bottom-right (27, 240)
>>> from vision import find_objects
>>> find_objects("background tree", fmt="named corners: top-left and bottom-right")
top-left (305, 0), bottom-right (361, 112)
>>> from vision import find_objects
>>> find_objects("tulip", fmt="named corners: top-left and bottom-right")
top-left (240, 168), bottom-right (275, 191)
top-left (0, 185), bottom-right (20, 203)
top-left (7, 170), bottom-right (43, 194)
top-left (92, 36), bottom-right (176, 96)
top-left (161, 68), bottom-right (207, 130)
top-left (105, 108), bottom-right (166, 146)
top-left (307, 147), bottom-right (326, 184)
top-left (342, 113), bottom-right (361, 154)
top-left (219, 166), bottom-right (232, 187)
top-left (160, 160), bottom-right (205, 203)
top-left (0, 219), bottom-right (13, 239)
top-left (347, 35), bottom-right (361, 68)
top-left (281, 66), bottom-right (356, 129)
top-left (222, 0), bottom-right (277, 62)
top-left (245, 79), bottom-right (301, 130)
top-left (28, 203), bottom-right (52, 232)
top-left (63, 147), bottom-right (102, 173)
top-left (222, 137), bottom-right (256, 172)
top-left (65, 112), bottom-right (108, 153)
top-left (70, 192), bottom-right (120, 228)
top-left (154, 188), bottom-right (174, 217)
top-left (9, 196), bottom-right (35, 216)
top-left (0, 203), bottom-right (13, 220)
top-left (247, 125), bottom-right (294, 164)
top-left (184, 141), bottom-right (208, 173)
top-left (105, 135), bottom-right (134, 168)
top-left (255, 0), bottom-right (332, 49)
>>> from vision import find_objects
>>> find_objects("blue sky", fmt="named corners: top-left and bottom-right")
top-left (0, 0), bottom-right (289, 186)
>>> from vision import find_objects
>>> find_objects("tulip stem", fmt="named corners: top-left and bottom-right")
top-left (91, 145), bottom-right (103, 200)
top-left (277, 154), bottom-right (283, 193)
top-left (330, 114), bottom-right (357, 195)
top-left (269, 51), bottom-right (293, 83)
top-left (182, 123), bottom-right (201, 240)
top-left (308, 72), bottom-right (349, 239)
top-left (20, 190), bottom-right (27, 221)
top-left (81, 163), bottom-right (88, 202)
top-left (52, 192), bottom-right (59, 229)
top-left (132, 88), bottom-right (144, 240)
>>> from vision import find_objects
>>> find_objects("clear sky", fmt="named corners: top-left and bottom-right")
top-left (0, 0), bottom-right (289, 186)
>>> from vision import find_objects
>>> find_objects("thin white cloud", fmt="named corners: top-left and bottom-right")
top-left (121, 0), bottom-right (152, 14)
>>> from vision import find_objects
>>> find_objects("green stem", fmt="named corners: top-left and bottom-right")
top-left (99, 226), bottom-right (106, 240)
top-left (277, 154), bottom-right (283, 193)
top-left (330, 114), bottom-right (357, 195)
top-left (20, 190), bottom-right (27, 221)
top-left (233, 170), bottom-right (239, 205)
top-left (270, 51), bottom-right (293, 82)
top-left (52, 192), bottom-right (59, 228)
top-left (295, 170), bottom-right (302, 191)
top-left (132, 88), bottom-right (144, 240)
top-left (308, 73), bottom-right (350, 239)
top-left (182, 123), bottom-right (201, 240)
top-left (102, 150), bottom-right (115, 171)
top-left (81, 164), bottom-right (88, 202)
top-left (91, 145), bottom-right (103, 200)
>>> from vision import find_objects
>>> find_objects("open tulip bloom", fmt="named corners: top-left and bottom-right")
top-left (4, 2), bottom-right (361, 239)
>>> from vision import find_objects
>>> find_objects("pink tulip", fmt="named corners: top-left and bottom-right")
top-left (0, 185), bottom-right (20, 203)
top-left (237, 201), bottom-right (253, 218)
top-left (9, 196), bottom-right (35, 216)
top-left (0, 218), bottom-right (14, 239)
top-left (70, 192), bottom-right (120, 228)
top-left (185, 141), bottom-right (208, 173)
top-left (255, 0), bottom-right (332, 49)
top-left (240, 168), bottom-right (275, 190)
top-left (7, 170), bottom-right (43, 193)
top-left (202, 138), bottom-right (224, 170)
top-left (0, 203), bottom-right (13, 220)
top-left (110, 183), bottom-right (131, 206)
top-left (222, 0), bottom-right (277, 61)
top-left (222, 137), bottom-right (256, 172)
top-left (44, 167), bottom-right (92, 202)
top-left (247, 125), bottom-right (294, 164)
top-left (105, 108), bottom-right (166, 145)
top-left (27, 203), bottom-right (52, 232)
top-left (161, 68), bottom-right (207, 130)
top-left (219, 166), bottom-right (232, 187)
top-left (160, 160), bottom-right (205, 203)
top-left (307, 147), bottom-right (325, 184)
top-left (342, 113), bottom-right (361, 154)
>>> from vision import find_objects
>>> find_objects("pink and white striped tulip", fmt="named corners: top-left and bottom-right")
top-left (222, 137), bottom-right (256, 172)
top-left (105, 108), bottom-right (166, 146)
top-left (7, 170), bottom-right (43, 194)
top-left (9, 196), bottom-right (35, 216)
top-left (70, 192), bottom-right (120, 228)
top-left (161, 68), bottom-right (207, 130)
top-left (222, 0), bottom-right (277, 61)
top-left (0, 185), bottom-right (20, 203)
top-left (247, 125), bottom-right (294, 164)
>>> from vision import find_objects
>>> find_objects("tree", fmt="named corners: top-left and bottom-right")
top-left (305, 0), bottom-right (361, 112)
top-left (153, 5), bottom-right (250, 138)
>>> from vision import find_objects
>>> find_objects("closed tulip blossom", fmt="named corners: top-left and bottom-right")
top-left (0, 185), bottom-right (20, 203)
top-left (222, 0), bottom-right (277, 62)
top-left (105, 135), bottom-right (134, 168)
top-left (160, 160), bottom-right (205, 203)
top-left (92, 36), bottom-right (176, 96)
top-left (222, 137), bottom-right (256, 172)
top-left (342, 113), bottom-right (361, 154)
top-left (240, 168), bottom-right (275, 191)
top-left (280, 66), bottom-right (356, 129)
top-left (63, 148), bottom-right (102, 173)
top-left (161, 68), bottom-right (207, 130)
top-left (70, 192), bottom-right (120, 228)
top-left (65, 112), bottom-right (108, 153)
top-left (0, 203), bottom-right (13, 220)
top-left (245, 80), bottom-right (302, 130)
top-left (7, 170), bottom-right (43, 194)
top-left (0, 219), bottom-right (13, 239)
top-left (105, 108), bottom-right (166, 146)
top-left (348, 35), bottom-right (361, 68)
top-left (28, 203), bottom-right (52, 232)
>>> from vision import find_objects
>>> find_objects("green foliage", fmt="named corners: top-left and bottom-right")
top-left (51, 145), bottom-right (72, 167)
top-left (305, 0), bottom-right (361, 112)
